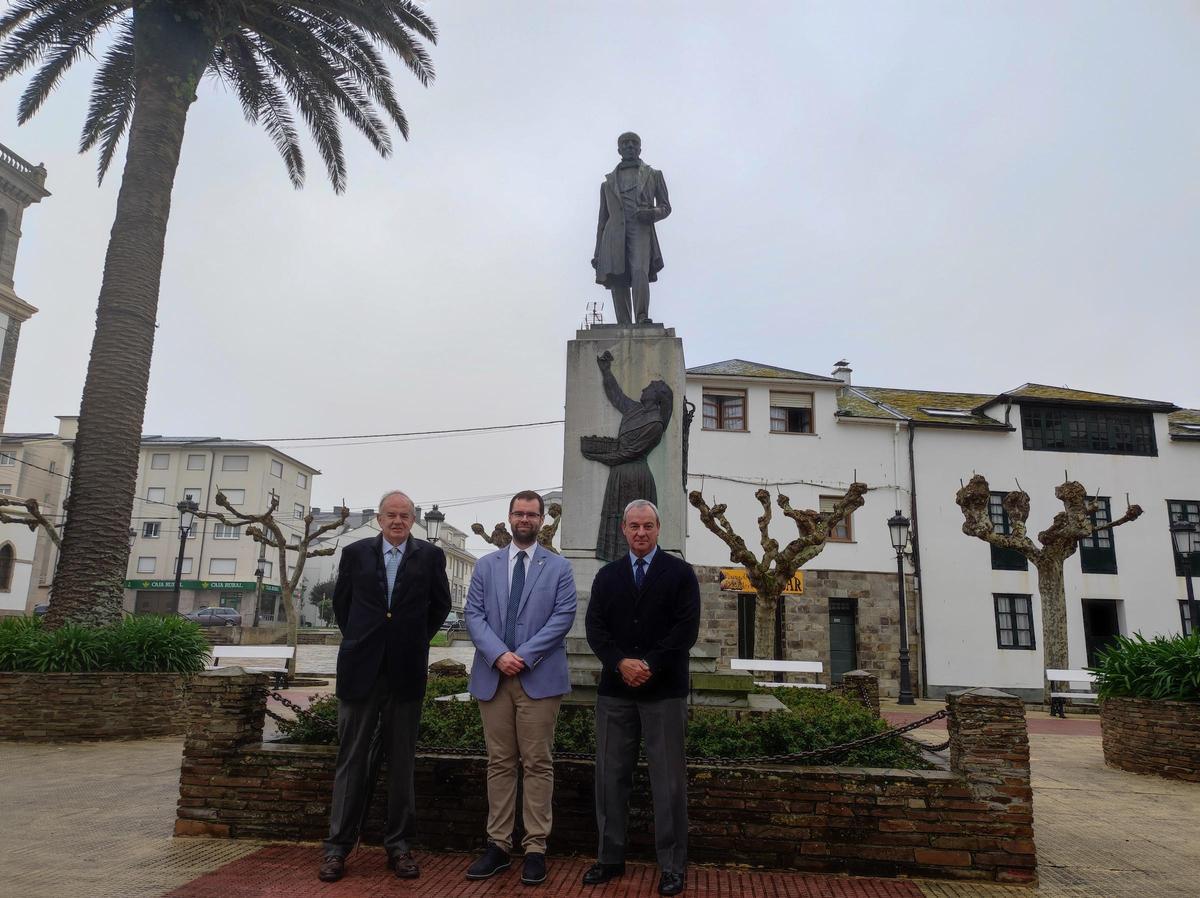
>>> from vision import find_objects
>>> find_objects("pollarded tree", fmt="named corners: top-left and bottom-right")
top-left (0, 1), bottom-right (436, 627)
top-left (689, 483), bottom-right (868, 662)
top-left (956, 474), bottom-right (1142, 679)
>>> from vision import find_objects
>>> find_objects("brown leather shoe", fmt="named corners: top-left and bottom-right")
top-left (318, 855), bottom-right (345, 882)
top-left (388, 850), bottom-right (420, 879)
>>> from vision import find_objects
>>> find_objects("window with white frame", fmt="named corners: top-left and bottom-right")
top-left (1080, 497), bottom-right (1117, 574)
top-left (186, 454), bottom-right (206, 470)
top-left (213, 524), bottom-right (240, 540)
top-left (769, 392), bottom-right (814, 434)
top-left (0, 485), bottom-right (11, 495)
top-left (260, 560), bottom-right (273, 578)
top-left (294, 503), bottom-right (305, 519)
top-left (270, 459), bottom-right (283, 478)
top-left (988, 493), bottom-right (1028, 571)
top-left (702, 389), bottom-right (746, 431)
top-left (175, 557), bottom-right (193, 575)
top-left (994, 594), bottom-right (1036, 649)
top-left (0, 452), bottom-right (16, 466)
top-left (146, 487), bottom-right (166, 503)
top-left (150, 453), bottom-right (170, 470)
top-left (818, 495), bottom-right (853, 541)
top-left (142, 521), bottom-right (161, 539)
top-left (296, 472), bottom-right (308, 489)
top-left (221, 455), bottom-right (249, 472)
top-left (221, 488), bottom-right (245, 505)
top-left (136, 556), bottom-right (156, 574)
top-left (209, 558), bottom-right (236, 575)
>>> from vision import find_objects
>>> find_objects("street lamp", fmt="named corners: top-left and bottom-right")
top-left (887, 509), bottom-right (916, 705)
top-left (173, 498), bottom-right (199, 608)
top-left (1171, 517), bottom-right (1199, 636)
top-left (252, 549), bottom-right (266, 629)
top-left (424, 504), bottom-right (445, 544)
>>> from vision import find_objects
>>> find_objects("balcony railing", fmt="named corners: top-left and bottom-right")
top-left (0, 142), bottom-right (47, 186)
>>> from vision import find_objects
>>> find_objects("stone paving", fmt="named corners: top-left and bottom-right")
top-left (2, 710), bottom-right (1198, 897)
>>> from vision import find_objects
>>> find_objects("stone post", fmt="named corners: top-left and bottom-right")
top-left (840, 670), bottom-right (880, 717)
top-left (946, 688), bottom-right (1037, 883)
top-left (175, 668), bottom-right (269, 837)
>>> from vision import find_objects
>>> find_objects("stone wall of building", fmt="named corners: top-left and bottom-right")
top-left (175, 671), bottom-right (1034, 883)
top-left (693, 565), bottom-right (922, 697)
top-left (1101, 697), bottom-right (1200, 783)
top-left (0, 672), bottom-right (192, 741)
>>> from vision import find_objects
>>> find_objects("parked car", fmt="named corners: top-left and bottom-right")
top-left (184, 606), bottom-right (242, 627)
top-left (442, 611), bottom-right (465, 633)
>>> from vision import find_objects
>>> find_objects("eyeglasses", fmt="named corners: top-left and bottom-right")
top-left (509, 512), bottom-right (543, 520)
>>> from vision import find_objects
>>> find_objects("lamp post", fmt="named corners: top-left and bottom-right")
top-left (252, 545), bottom-right (266, 629)
top-left (887, 509), bottom-right (916, 705)
top-left (424, 504), bottom-right (445, 545)
top-left (1171, 518), bottom-right (1199, 635)
top-left (173, 498), bottom-right (199, 608)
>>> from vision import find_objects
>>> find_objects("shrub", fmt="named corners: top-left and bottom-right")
top-left (0, 614), bottom-right (209, 674)
top-left (278, 676), bottom-right (927, 768)
top-left (1092, 632), bottom-right (1200, 702)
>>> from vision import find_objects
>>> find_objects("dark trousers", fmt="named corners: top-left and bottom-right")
top-left (594, 694), bottom-right (688, 874)
top-left (609, 224), bottom-right (653, 324)
top-left (324, 674), bottom-right (423, 858)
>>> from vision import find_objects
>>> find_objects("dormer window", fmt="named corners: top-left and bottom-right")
top-left (919, 407), bottom-right (973, 418)
top-left (1021, 405), bottom-right (1156, 456)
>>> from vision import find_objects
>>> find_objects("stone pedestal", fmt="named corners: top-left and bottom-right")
top-left (561, 324), bottom-right (686, 633)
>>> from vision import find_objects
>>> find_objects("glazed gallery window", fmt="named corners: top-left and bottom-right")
top-left (1020, 405), bottom-right (1156, 456)
top-left (819, 495), bottom-right (853, 541)
top-left (994, 594), bottom-right (1035, 650)
top-left (1079, 497), bottom-right (1117, 575)
top-left (988, 493), bottom-right (1028, 571)
top-left (770, 392), bottom-right (814, 434)
top-left (703, 390), bottom-right (746, 431)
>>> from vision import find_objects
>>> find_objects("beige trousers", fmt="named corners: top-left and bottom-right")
top-left (478, 675), bottom-right (562, 853)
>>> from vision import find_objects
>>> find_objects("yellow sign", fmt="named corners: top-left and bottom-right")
top-left (719, 568), bottom-right (804, 595)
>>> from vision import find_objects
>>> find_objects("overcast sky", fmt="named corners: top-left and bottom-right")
top-left (2, 2), bottom-right (1197, 554)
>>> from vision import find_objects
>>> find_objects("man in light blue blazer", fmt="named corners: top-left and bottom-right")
top-left (464, 490), bottom-right (577, 886)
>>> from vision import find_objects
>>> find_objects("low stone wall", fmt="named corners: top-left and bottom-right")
top-left (0, 672), bottom-right (192, 741)
top-left (176, 672), bottom-right (1035, 883)
top-left (203, 627), bottom-right (340, 647)
top-left (1102, 696), bottom-right (1200, 783)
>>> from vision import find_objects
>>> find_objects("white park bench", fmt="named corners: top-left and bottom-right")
top-left (731, 658), bottom-right (826, 689)
top-left (208, 645), bottom-right (295, 688)
top-left (1045, 668), bottom-right (1098, 718)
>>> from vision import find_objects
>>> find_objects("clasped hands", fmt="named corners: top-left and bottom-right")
top-left (618, 657), bottom-right (651, 688)
top-left (496, 651), bottom-right (525, 676)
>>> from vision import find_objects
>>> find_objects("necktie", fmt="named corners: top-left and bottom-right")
top-left (385, 547), bottom-right (401, 608)
top-left (635, 557), bottom-right (646, 590)
top-left (504, 550), bottom-right (527, 650)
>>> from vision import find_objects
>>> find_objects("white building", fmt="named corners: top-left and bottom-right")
top-left (685, 359), bottom-right (1200, 699)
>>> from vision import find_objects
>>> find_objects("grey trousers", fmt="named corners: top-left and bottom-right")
top-left (609, 224), bottom-right (653, 325)
top-left (323, 674), bottom-right (423, 858)
top-left (594, 694), bottom-right (688, 874)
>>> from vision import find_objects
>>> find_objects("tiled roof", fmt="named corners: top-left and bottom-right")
top-left (837, 387), bottom-right (1007, 428)
top-left (979, 383), bottom-right (1178, 412)
top-left (1169, 409), bottom-right (1200, 441)
top-left (686, 359), bottom-right (843, 382)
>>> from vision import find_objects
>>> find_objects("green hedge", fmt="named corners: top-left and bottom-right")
top-left (1091, 632), bottom-right (1200, 702)
top-left (0, 615), bottom-right (209, 674)
top-left (278, 675), bottom-right (927, 769)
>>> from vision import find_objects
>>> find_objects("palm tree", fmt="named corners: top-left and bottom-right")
top-left (0, 1), bottom-right (436, 627)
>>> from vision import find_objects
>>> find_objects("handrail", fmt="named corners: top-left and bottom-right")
top-left (0, 142), bottom-right (46, 183)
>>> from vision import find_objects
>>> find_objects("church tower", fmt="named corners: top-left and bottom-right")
top-left (0, 142), bottom-right (50, 431)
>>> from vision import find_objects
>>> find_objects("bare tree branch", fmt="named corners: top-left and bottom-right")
top-left (0, 496), bottom-right (61, 547)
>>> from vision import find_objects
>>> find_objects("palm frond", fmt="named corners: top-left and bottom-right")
top-left (0, 0), bottom-right (123, 81)
top-left (78, 17), bottom-right (133, 182)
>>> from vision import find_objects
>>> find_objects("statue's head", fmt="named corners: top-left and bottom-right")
top-left (617, 132), bottom-right (641, 161)
top-left (640, 379), bottom-right (674, 428)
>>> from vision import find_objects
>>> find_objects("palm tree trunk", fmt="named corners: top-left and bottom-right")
top-left (46, 4), bottom-right (211, 628)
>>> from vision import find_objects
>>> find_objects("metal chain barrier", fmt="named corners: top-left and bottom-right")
top-left (262, 689), bottom-right (950, 763)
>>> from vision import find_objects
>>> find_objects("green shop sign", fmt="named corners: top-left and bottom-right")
top-left (124, 579), bottom-right (281, 593)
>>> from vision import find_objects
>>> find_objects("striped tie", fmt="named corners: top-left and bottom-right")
top-left (504, 551), bottom-right (527, 650)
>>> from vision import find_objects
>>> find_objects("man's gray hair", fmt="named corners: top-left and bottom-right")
top-left (622, 498), bottom-right (660, 524)
top-left (377, 490), bottom-right (415, 514)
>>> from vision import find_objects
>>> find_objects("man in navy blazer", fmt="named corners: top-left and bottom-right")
top-left (463, 490), bottom-right (577, 886)
top-left (583, 499), bottom-right (700, 897)
top-left (318, 490), bottom-right (451, 884)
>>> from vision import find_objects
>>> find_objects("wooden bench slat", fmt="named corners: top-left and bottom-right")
top-left (210, 646), bottom-right (295, 659)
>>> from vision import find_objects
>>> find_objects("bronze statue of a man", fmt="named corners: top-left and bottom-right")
top-left (591, 132), bottom-right (671, 326)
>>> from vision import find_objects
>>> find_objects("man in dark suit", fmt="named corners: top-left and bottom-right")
top-left (583, 499), bottom-right (700, 897)
top-left (318, 490), bottom-right (451, 883)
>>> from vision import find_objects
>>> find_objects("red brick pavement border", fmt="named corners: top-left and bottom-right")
top-left (164, 846), bottom-right (926, 898)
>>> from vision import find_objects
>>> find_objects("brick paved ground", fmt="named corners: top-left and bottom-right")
top-left (2, 709), bottom-right (1198, 897)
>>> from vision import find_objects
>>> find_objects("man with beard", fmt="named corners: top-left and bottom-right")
top-left (464, 490), bottom-right (578, 885)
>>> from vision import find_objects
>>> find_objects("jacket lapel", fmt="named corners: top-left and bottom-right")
top-left (636, 550), bottom-right (667, 599)
top-left (373, 534), bottom-right (388, 603)
top-left (516, 545), bottom-right (548, 618)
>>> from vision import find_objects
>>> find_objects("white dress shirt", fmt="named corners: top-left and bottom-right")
top-left (508, 541), bottom-right (535, 591)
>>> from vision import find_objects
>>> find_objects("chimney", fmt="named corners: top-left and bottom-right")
top-left (55, 415), bottom-right (79, 439)
top-left (310, 507), bottom-right (321, 514)
top-left (831, 360), bottom-right (852, 385)
top-left (361, 508), bottom-right (374, 517)
top-left (334, 505), bottom-right (348, 515)
top-left (415, 505), bottom-right (423, 523)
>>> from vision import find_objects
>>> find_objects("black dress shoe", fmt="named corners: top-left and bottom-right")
top-left (387, 850), bottom-right (420, 879)
top-left (582, 862), bottom-right (625, 885)
top-left (521, 852), bottom-right (546, 885)
top-left (658, 871), bottom-right (685, 895)
top-left (317, 855), bottom-right (345, 882)
top-left (465, 843), bottom-right (511, 880)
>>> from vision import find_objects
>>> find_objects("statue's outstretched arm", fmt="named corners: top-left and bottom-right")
top-left (598, 354), bottom-right (638, 415)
